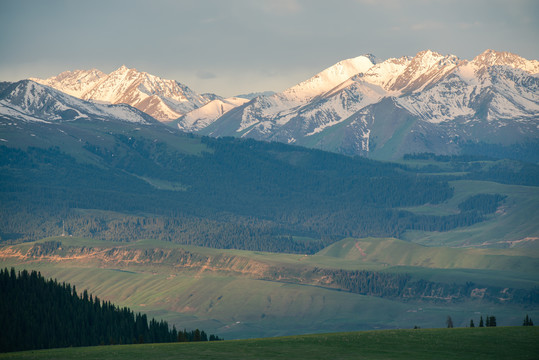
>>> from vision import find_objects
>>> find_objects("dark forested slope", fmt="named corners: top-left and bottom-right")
top-left (0, 114), bottom-right (517, 252)
top-left (0, 268), bottom-right (220, 353)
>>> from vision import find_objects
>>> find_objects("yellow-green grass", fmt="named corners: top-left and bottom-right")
top-left (2, 235), bottom-right (538, 339)
top-left (15, 235), bottom-right (539, 280)
top-left (401, 180), bottom-right (539, 247)
top-left (2, 259), bottom-right (536, 340)
top-left (318, 237), bottom-right (539, 274)
top-left (1, 327), bottom-right (538, 360)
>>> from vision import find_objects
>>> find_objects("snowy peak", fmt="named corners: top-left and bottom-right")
top-left (471, 49), bottom-right (539, 74)
top-left (1, 80), bottom-right (59, 116)
top-left (30, 69), bottom-right (106, 98)
top-left (282, 55), bottom-right (375, 101)
top-left (0, 80), bottom-right (155, 124)
top-left (32, 66), bottom-right (212, 122)
top-left (116, 64), bottom-right (130, 73)
top-left (361, 56), bottom-right (411, 91)
top-left (386, 50), bottom-right (459, 93)
top-left (193, 49), bottom-right (538, 160)
top-left (177, 96), bottom-right (249, 131)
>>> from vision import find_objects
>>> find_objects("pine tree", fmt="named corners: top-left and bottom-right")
top-left (470, 319), bottom-right (475, 328)
top-left (0, 268), bottom-right (221, 352)
top-left (489, 316), bottom-right (496, 327)
top-left (479, 316), bottom-right (484, 327)
top-left (193, 329), bottom-right (201, 342)
top-left (446, 316), bottom-right (454, 328)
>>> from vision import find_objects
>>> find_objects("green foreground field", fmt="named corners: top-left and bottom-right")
top-left (1, 327), bottom-right (538, 360)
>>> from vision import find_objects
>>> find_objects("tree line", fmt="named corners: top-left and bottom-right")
top-left (0, 134), bottom-right (526, 253)
top-left (311, 268), bottom-right (539, 305)
top-left (403, 151), bottom-right (539, 187)
top-left (0, 268), bottom-right (221, 353)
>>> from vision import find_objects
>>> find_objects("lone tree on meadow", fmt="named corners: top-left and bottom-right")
top-left (446, 316), bottom-right (454, 328)
top-left (523, 315), bottom-right (534, 326)
top-left (470, 319), bottom-right (475, 328)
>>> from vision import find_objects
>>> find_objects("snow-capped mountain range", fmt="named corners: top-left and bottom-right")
top-left (2, 49), bottom-right (538, 160)
top-left (30, 66), bottom-right (217, 122)
top-left (0, 80), bottom-right (156, 124)
top-left (196, 49), bottom-right (539, 159)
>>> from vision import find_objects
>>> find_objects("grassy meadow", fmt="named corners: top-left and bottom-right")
top-left (1, 169), bottom-right (537, 340)
top-left (1, 327), bottom-right (538, 360)
top-left (401, 180), bottom-right (539, 248)
top-left (1, 234), bottom-right (537, 339)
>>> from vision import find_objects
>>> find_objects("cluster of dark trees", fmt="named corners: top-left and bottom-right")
top-left (403, 152), bottom-right (539, 187)
top-left (446, 314), bottom-right (535, 328)
top-left (313, 268), bottom-right (539, 305)
top-left (460, 140), bottom-right (539, 164)
top-left (0, 268), bottom-right (221, 353)
top-left (469, 315), bottom-right (497, 327)
top-left (457, 194), bottom-right (506, 215)
top-left (403, 152), bottom-right (494, 163)
top-left (404, 141), bottom-right (539, 164)
top-left (523, 314), bottom-right (534, 326)
top-left (448, 315), bottom-right (498, 328)
top-left (0, 138), bottom-right (512, 253)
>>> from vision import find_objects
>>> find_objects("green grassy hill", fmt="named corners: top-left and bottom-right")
top-left (318, 237), bottom-right (539, 273)
top-left (2, 237), bottom-right (537, 339)
top-left (1, 327), bottom-right (538, 360)
top-left (401, 180), bottom-right (539, 247)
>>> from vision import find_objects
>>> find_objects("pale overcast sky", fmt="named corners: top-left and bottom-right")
top-left (1, 0), bottom-right (538, 97)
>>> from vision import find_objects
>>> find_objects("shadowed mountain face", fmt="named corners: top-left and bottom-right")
top-left (0, 80), bottom-right (157, 124)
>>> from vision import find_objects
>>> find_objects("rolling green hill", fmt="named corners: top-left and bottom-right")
top-left (1, 105), bottom-right (538, 342)
top-left (2, 236), bottom-right (537, 339)
top-left (1, 327), bottom-right (538, 360)
top-left (401, 180), bottom-right (539, 247)
top-left (318, 237), bottom-right (539, 273)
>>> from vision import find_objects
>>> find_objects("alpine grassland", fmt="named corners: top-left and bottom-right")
top-left (1, 327), bottom-right (538, 360)
top-left (2, 235), bottom-right (537, 339)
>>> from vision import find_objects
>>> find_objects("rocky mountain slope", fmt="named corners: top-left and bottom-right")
top-left (192, 50), bottom-right (539, 160)
top-left (0, 80), bottom-right (156, 124)
top-left (174, 97), bottom-right (250, 131)
top-left (23, 50), bottom-right (539, 160)
top-left (31, 66), bottom-right (213, 122)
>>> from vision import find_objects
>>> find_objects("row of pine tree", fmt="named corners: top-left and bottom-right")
top-left (0, 268), bottom-right (221, 353)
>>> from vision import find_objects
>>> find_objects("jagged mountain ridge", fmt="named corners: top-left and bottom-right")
top-left (21, 49), bottom-right (539, 160)
top-left (193, 49), bottom-right (539, 160)
top-left (31, 66), bottom-right (213, 122)
top-left (175, 97), bottom-right (250, 131)
top-left (0, 80), bottom-right (157, 124)
top-left (30, 69), bottom-right (106, 98)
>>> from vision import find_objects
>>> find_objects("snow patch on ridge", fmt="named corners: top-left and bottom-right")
top-left (283, 55), bottom-right (375, 102)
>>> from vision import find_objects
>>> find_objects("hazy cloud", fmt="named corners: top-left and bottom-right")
top-left (411, 21), bottom-right (445, 31)
top-left (196, 71), bottom-right (217, 80)
top-left (260, 0), bottom-right (302, 14)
